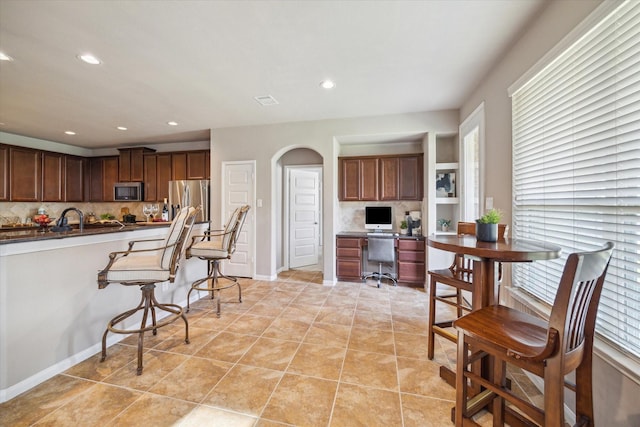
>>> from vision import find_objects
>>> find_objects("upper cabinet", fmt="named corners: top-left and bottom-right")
top-left (118, 148), bottom-right (154, 182)
top-left (9, 146), bottom-right (41, 202)
top-left (0, 145), bottom-right (8, 201)
top-left (338, 154), bottom-right (423, 202)
top-left (0, 143), bottom-right (209, 202)
top-left (339, 157), bottom-right (378, 201)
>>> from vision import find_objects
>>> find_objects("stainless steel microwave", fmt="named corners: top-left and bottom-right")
top-left (114, 182), bottom-right (143, 201)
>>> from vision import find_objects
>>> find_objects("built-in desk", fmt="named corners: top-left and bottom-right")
top-left (336, 232), bottom-right (426, 286)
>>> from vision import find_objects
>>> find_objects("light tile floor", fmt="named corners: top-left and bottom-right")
top-left (0, 271), bottom-right (540, 426)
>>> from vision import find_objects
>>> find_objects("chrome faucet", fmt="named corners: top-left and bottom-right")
top-left (54, 207), bottom-right (84, 232)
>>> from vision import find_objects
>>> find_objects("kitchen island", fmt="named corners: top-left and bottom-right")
top-left (0, 222), bottom-right (207, 402)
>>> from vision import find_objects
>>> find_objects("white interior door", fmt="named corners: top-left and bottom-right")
top-left (222, 161), bottom-right (255, 278)
top-left (288, 168), bottom-right (321, 268)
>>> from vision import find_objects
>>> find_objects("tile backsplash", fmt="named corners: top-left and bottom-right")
top-left (0, 201), bottom-right (155, 224)
top-left (338, 201), bottom-right (422, 232)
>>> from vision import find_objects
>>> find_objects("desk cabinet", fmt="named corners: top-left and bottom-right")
top-left (397, 239), bottom-right (425, 284)
top-left (336, 237), bottom-right (363, 281)
top-left (337, 235), bottom-right (425, 285)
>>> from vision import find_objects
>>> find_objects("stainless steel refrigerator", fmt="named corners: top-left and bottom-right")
top-left (168, 180), bottom-right (209, 223)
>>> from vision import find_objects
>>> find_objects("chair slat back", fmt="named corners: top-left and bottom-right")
top-left (161, 206), bottom-right (197, 270)
top-left (221, 207), bottom-right (242, 250)
top-left (549, 242), bottom-right (614, 355)
top-left (227, 205), bottom-right (250, 255)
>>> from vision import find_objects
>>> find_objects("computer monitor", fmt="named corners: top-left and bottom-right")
top-left (365, 206), bottom-right (393, 231)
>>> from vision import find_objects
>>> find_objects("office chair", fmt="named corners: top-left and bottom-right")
top-left (362, 237), bottom-right (397, 288)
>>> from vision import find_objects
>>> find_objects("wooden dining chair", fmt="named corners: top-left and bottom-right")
top-left (427, 221), bottom-right (508, 359)
top-left (453, 242), bottom-right (614, 427)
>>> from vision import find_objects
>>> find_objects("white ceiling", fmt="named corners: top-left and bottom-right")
top-left (0, 0), bottom-right (545, 149)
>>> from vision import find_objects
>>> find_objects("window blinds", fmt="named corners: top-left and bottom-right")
top-left (512, 0), bottom-right (640, 358)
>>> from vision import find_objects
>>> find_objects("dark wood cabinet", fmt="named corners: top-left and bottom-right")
top-left (9, 146), bottom-right (40, 201)
top-left (186, 151), bottom-right (208, 180)
top-left (171, 153), bottom-right (187, 180)
top-left (0, 145), bottom-right (8, 201)
top-left (88, 157), bottom-right (103, 202)
top-left (339, 157), bottom-right (378, 201)
top-left (119, 148), bottom-right (154, 182)
top-left (88, 156), bottom-right (118, 201)
top-left (42, 151), bottom-right (64, 202)
top-left (143, 153), bottom-right (172, 202)
top-left (398, 156), bottom-right (422, 200)
top-left (65, 156), bottom-right (85, 202)
top-left (397, 239), bottom-right (425, 284)
top-left (339, 154), bottom-right (422, 201)
top-left (143, 154), bottom-right (157, 201)
top-left (336, 237), bottom-right (363, 281)
top-left (102, 157), bottom-right (119, 201)
top-left (379, 157), bottom-right (399, 200)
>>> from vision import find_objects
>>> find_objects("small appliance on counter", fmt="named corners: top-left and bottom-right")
top-left (405, 210), bottom-right (422, 236)
top-left (121, 207), bottom-right (137, 224)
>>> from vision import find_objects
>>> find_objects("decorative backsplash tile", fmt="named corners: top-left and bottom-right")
top-left (0, 201), bottom-right (154, 225)
top-left (338, 201), bottom-right (422, 232)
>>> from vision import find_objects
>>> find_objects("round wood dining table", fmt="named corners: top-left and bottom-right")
top-left (427, 234), bottom-right (562, 310)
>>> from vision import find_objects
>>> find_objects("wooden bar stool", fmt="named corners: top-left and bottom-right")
top-left (453, 242), bottom-right (614, 427)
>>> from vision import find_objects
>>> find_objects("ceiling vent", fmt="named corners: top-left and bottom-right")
top-left (254, 95), bottom-right (279, 106)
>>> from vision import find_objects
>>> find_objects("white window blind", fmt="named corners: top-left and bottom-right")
top-left (512, 0), bottom-right (640, 359)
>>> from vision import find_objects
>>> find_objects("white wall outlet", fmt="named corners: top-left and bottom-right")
top-left (485, 196), bottom-right (494, 210)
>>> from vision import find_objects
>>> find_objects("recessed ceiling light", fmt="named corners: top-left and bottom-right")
top-left (64, 131), bottom-right (76, 135)
top-left (320, 79), bottom-right (336, 89)
top-left (116, 126), bottom-right (128, 131)
top-left (167, 121), bottom-right (178, 126)
top-left (0, 52), bottom-right (13, 61)
top-left (78, 54), bottom-right (101, 65)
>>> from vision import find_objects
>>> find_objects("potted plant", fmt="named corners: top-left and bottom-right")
top-left (475, 208), bottom-right (502, 242)
top-left (437, 218), bottom-right (451, 232)
top-left (400, 220), bottom-right (408, 235)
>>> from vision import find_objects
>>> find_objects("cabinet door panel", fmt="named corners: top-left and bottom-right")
top-left (130, 148), bottom-right (145, 182)
top-left (379, 157), bottom-right (399, 200)
top-left (0, 145), bottom-right (8, 201)
top-left (360, 158), bottom-right (378, 201)
top-left (88, 158), bottom-right (103, 201)
top-left (144, 155), bottom-right (158, 201)
top-left (157, 154), bottom-right (172, 201)
top-left (340, 158), bottom-right (361, 201)
top-left (118, 150), bottom-right (131, 182)
top-left (10, 147), bottom-right (40, 201)
top-left (172, 153), bottom-right (187, 180)
top-left (399, 156), bottom-right (422, 200)
top-left (42, 152), bottom-right (64, 202)
top-left (397, 261), bottom-right (426, 283)
top-left (186, 151), bottom-right (208, 180)
top-left (65, 156), bottom-right (85, 202)
top-left (102, 157), bottom-right (119, 201)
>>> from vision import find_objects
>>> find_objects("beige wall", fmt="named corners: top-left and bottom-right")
top-left (460, 0), bottom-right (639, 425)
top-left (210, 110), bottom-right (458, 281)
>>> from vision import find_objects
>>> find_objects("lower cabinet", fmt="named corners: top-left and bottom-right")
top-left (336, 235), bottom-right (425, 285)
top-left (336, 237), bottom-right (363, 281)
top-left (397, 239), bottom-right (426, 284)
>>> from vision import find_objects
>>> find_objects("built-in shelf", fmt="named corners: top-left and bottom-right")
top-left (436, 197), bottom-right (459, 204)
top-left (435, 162), bottom-right (459, 171)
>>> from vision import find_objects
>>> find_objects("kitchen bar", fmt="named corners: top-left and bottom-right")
top-left (0, 223), bottom-right (207, 402)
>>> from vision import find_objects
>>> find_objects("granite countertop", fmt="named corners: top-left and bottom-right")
top-left (0, 222), bottom-right (173, 244)
top-left (336, 231), bottom-right (425, 240)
